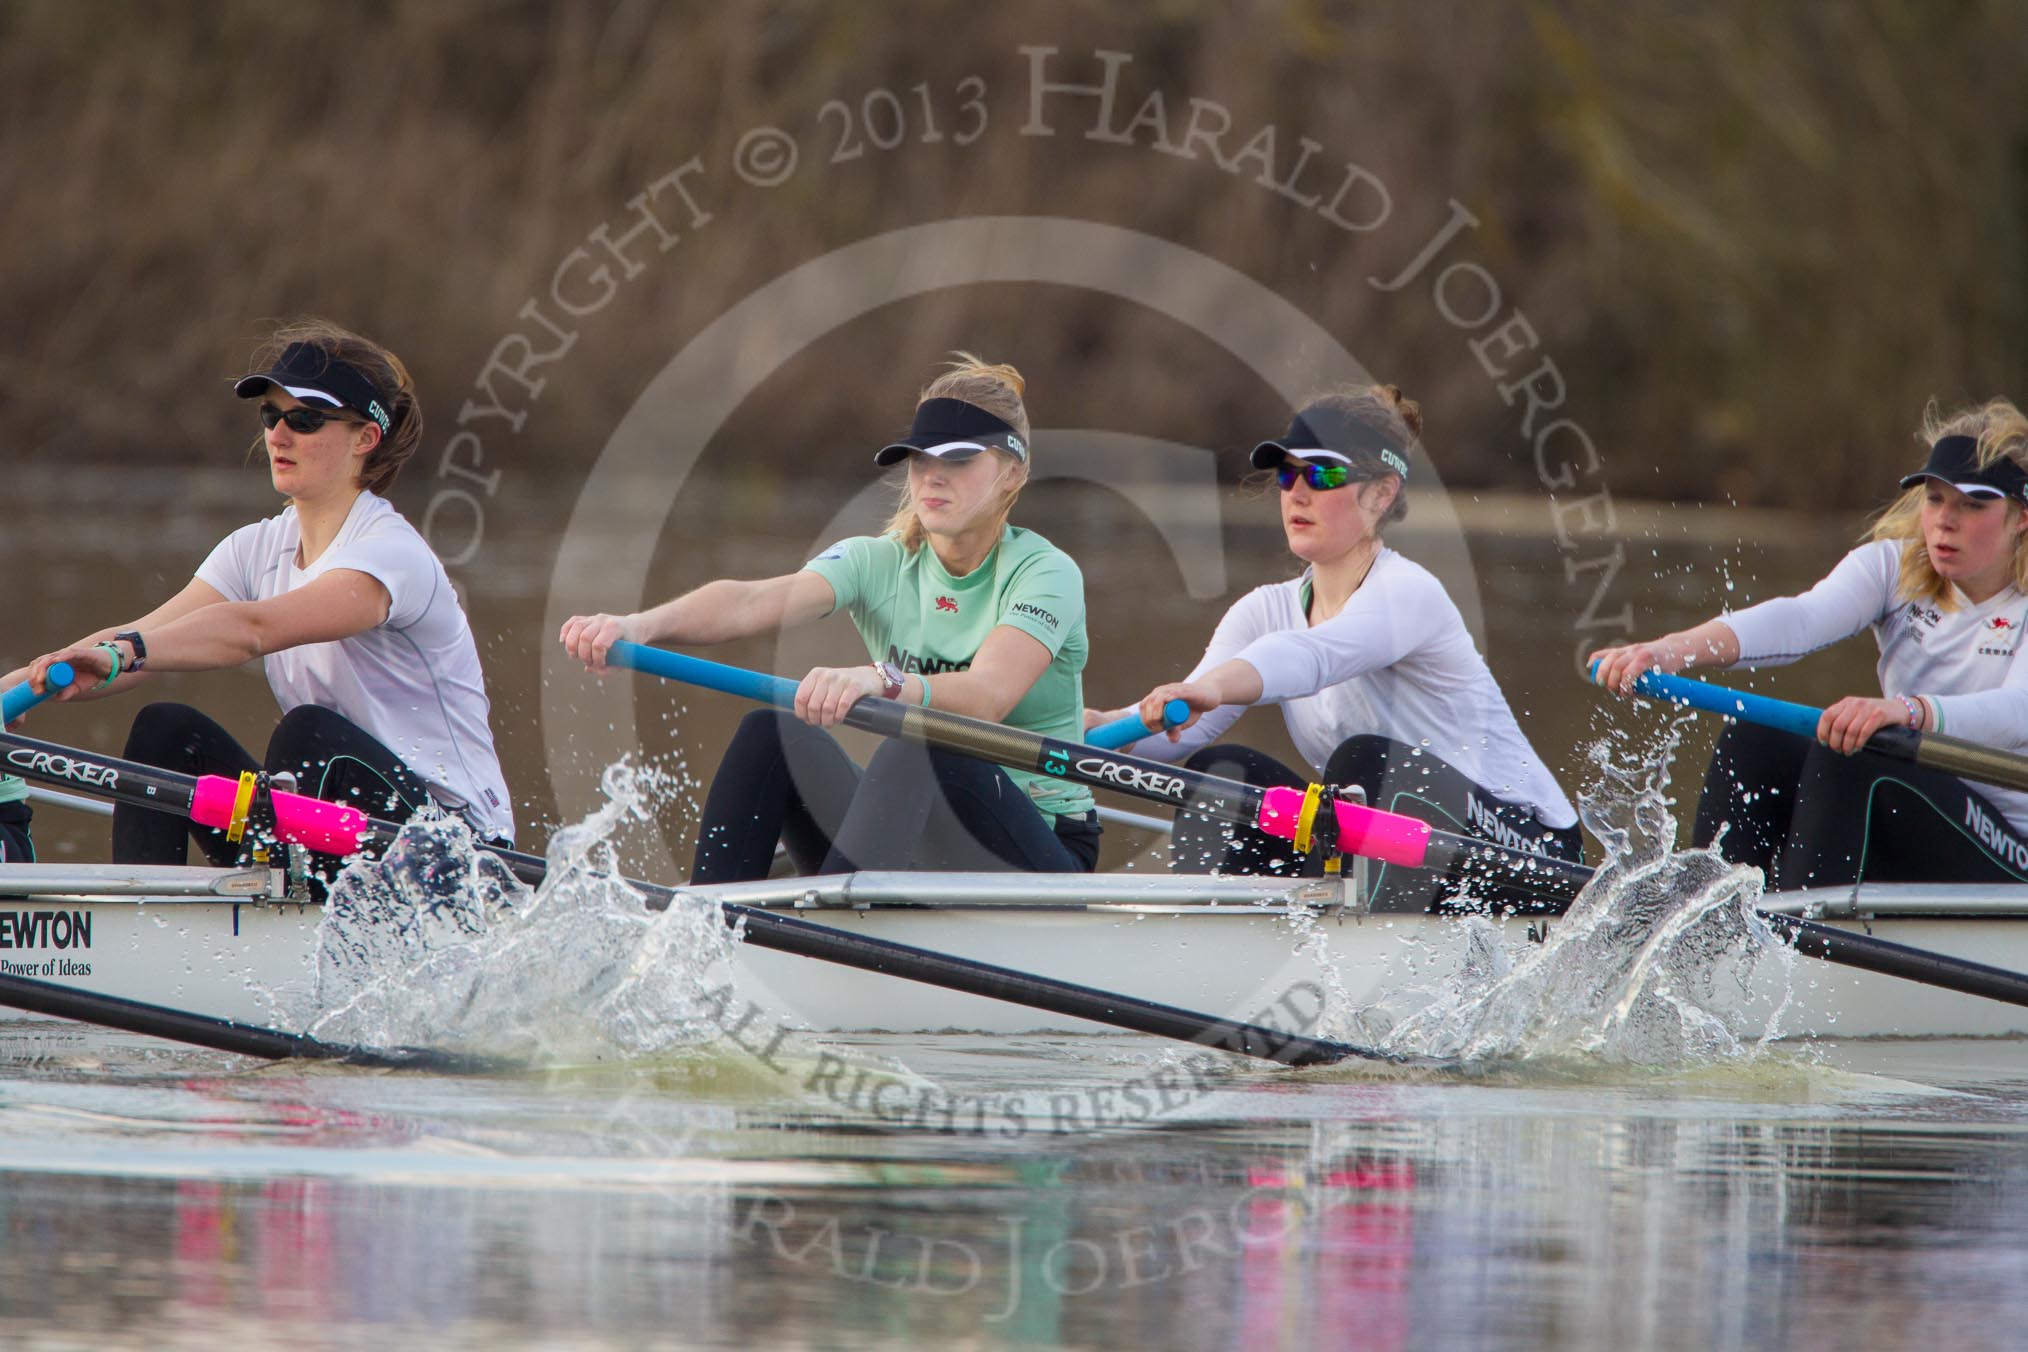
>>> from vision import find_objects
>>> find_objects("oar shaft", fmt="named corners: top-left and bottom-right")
top-left (1760, 912), bottom-right (2028, 1010)
top-left (723, 902), bottom-right (1388, 1065)
top-left (0, 970), bottom-right (504, 1070)
top-left (1626, 669), bottom-right (2028, 795)
top-left (0, 728), bottom-right (200, 814)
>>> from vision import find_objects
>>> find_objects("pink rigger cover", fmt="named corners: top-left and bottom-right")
top-left (189, 775), bottom-right (372, 855)
top-left (1258, 786), bottom-right (1431, 867)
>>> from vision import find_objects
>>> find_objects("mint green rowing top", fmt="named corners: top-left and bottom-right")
top-left (803, 525), bottom-right (1094, 820)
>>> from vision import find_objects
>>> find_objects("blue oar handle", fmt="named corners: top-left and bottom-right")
top-left (1, 663), bottom-right (75, 725)
top-left (1085, 700), bottom-right (1191, 750)
top-left (607, 641), bottom-right (797, 707)
top-left (1592, 661), bottom-right (1823, 739)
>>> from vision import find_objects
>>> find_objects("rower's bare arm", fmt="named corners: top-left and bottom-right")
top-left (916, 625), bottom-right (1054, 723)
top-left (1136, 658), bottom-right (1264, 739)
top-left (10, 578), bottom-right (234, 703)
top-left (1589, 620), bottom-right (1742, 693)
top-left (562, 572), bottom-right (839, 672)
top-left (121, 578), bottom-right (234, 638)
top-left (121, 570), bottom-right (392, 671)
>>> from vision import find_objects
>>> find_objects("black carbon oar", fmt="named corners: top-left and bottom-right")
top-left (0, 971), bottom-right (505, 1071)
top-left (1759, 912), bottom-right (2028, 1007)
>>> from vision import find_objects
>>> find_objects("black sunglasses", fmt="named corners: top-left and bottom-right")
top-left (1275, 461), bottom-right (1355, 492)
top-left (259, 402), bottom-right (360, 435)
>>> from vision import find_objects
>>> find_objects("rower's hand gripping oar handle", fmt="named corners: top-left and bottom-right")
top-left (1, 663), bottom-right (75, 725)
top-left (1085, 701), bottom-right (1191, 750)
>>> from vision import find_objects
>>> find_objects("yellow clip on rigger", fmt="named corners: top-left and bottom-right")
top-left (1293, 781), bottom-right (1324, 855)
top-left (225, 770), bottom-right (258, 844)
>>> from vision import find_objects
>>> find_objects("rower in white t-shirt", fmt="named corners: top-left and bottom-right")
top-left (1593, 399), bottom-right (2028, 890)
top-left (1109, 384), bottom-right (1579, 912)
top-left (11, 321), bottom-right (513, 886)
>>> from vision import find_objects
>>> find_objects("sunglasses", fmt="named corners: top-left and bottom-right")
top-left (259, 402), bottom-right (359, 435)
top-left (1276, 461), bottom-right (1354, 492)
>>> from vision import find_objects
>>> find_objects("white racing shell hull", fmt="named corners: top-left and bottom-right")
top-left (4, 867), bottom-right (2028, 1042)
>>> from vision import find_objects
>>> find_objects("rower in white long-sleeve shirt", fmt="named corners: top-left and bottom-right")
top-left (1593, 397), bottom-right (2028, 889)
top-left (1111, 383), bottom-right (1580, 912)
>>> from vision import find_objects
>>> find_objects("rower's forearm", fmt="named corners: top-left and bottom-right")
top-left (637, 580), bottom-right (772, 646)
top-left (142, 605), bottom-right (270, 670)
top-left (1204, 658), bottom-right (1267, 707)
top-left (1659, 620), bottom-right (1741, 671)
top-left (906, 671), bottom-right (1022, 722)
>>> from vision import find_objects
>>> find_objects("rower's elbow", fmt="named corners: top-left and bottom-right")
top-left (238, 609), bottom-right (282, 661)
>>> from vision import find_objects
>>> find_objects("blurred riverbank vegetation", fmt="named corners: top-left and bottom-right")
top-left (2, 0), bottom-right (2024, 510)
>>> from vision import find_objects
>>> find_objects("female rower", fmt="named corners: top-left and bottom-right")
top-left (10, 321), bottom-right (514, 878)
top-left (560, 355), bottom-right (1098, 882)
top-left (1114, 385), bottom-right (1580, 909)
top-left (1591, 398), bottom-right (2028, 889)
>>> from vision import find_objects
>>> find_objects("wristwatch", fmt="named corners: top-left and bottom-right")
top-left (873, 661), bottom-right (906, 700)
top-left (112, 630), bottom-right (148, 672)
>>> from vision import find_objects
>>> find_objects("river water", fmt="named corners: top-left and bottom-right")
top-left (5, 465), bottom-right (2021, 1349)
top-left (2, 1028), bottom-right (2025, 1349)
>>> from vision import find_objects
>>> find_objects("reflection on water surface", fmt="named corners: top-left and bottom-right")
top-left (0, 1027), bottom-right (2025, 1350)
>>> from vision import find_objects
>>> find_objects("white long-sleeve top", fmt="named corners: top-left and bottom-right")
top-left (1128, 549), bottom-right (1578, 829)
top-left (1722, 538), bottom-right (2028, 826)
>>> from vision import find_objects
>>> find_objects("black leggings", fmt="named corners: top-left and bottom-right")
top-left (1694, 721), bottom-right (2028, 889)
top-left (0, 801), bottom-right (32, 864)
top-left (690, 710), bottom-right (1101, 884)
top-left (114, 702), bottom-right (437, 881)
top-left (1171, 735), bottom-right (1583, 913)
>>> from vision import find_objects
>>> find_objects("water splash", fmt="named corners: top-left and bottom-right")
top-left (1376, 718), bottom-right (1800, 1067)
top-left (269, 762), bottom-right (753, 1064)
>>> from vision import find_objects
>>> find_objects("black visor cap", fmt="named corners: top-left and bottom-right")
top-left (875, 398), bottom-right (1027, 466)
top-left (1898, 434), bottom-right (2028, 502)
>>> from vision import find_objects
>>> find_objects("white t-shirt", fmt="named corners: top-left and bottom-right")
top-left (1129, 549), bottom-right (1578, 829)
top-left (196, 493), bottom-right (515, 842)
top-left (1722, 538), bottom-right (2028, 827)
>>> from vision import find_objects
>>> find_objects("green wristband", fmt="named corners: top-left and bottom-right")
top-left (91, 640), bottom-right (124, 691)
top-left (919, 675), bottom-right (932, 708)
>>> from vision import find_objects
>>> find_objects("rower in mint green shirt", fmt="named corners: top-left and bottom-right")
top-left (559, 354), bottom-right (1103, 882)
top-left (805, 524), bottom-right (1094, 820)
